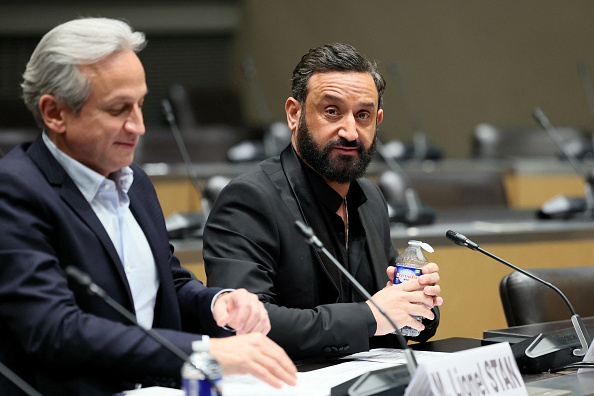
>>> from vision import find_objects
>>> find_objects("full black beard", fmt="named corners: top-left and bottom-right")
top-left (296, 113), bottom-right (377, 184)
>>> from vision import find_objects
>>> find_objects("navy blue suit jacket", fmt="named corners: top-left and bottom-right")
top-left (0, 135), bottom-right (229, 396)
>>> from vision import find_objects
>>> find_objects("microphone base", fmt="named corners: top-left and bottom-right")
top-left (165, 211), bottom-right (206, 240)
top-left (388, 205), bottom-right (436, 226)
top-left (484, 326), bottom-right (584, 374)
top-left (536, 196), bottom-right (594, 220)
top-left (330, 365), bottom-right (410, 396)
top-left (513, 338), bottom-right (581, 374)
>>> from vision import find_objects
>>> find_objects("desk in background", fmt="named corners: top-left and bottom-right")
top-left (149, 157), bottom-right (589, 217)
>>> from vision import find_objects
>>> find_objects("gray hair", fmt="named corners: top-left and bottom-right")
top-left (22, 18), bottom-right (146, 127)
top-left (291, 43), bottom-right (386, 109)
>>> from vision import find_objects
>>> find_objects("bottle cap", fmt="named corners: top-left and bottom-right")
top-left (191, 335), bottom-right (211, 352)
top-left (408, 240), bottom-right (434, 253)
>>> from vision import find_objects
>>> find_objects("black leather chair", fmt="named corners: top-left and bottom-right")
top-left (499, 266), bottom-right (594, 327)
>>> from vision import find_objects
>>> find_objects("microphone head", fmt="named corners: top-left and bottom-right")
top-left (65, 266), bottom-right (92, 287)
top-left (446, 230), bottom-right (479, 251)
top-left (161, 98), bottom-right (176, 124)
top-left (533, 106), bottom-right (550, 129)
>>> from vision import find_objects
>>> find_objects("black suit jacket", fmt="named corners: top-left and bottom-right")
top-left (0, 135), bottom-right (230, 396)
top-left (204, 146), bottom-right (439, 361)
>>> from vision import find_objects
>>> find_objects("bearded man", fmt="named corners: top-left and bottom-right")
top-left (203, 43), bottom-right (442, 362)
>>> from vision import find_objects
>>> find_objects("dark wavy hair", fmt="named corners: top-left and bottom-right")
top-left (290, 43), bottom-right (386, 109)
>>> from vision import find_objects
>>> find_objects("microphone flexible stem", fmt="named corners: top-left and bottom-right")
top-left (294, 221), bottom-right (418, 376)
top-left (319, 245), bottom-right (418, 374)
top-left (375, 138), bottom-right (413, 187)
top-left (0, 361), bottom-right (43, 396)
top-left (476, 247), bottom-right (577, 316)
top-left (161, 99), bottom-right (210, 217)
top-left (66, 266), bottom-right (222, 395)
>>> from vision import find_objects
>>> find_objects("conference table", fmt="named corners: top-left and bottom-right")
top-left (296, 316), bottom-right (594, 395)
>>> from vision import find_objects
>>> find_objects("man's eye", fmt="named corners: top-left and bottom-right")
top-left (109, 105), bottom-right (132, 116)
top-left (109, 107), bottom-right (125, 115)
top-left (358, 112), bottom-right (370, 120)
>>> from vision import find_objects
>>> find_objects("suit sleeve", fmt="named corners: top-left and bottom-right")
top-left (204, 177), bottom-right (376, 361)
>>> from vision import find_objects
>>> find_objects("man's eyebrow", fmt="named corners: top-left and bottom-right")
top-left (319, 93), bottom-right (344, 104)
top-left (319, 94), bottom-right (375, 109)
top-left (104, 90), bottom-right (148, 105)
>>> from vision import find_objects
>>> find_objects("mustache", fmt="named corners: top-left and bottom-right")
top-left (326, 137), bottom-right (363, 150)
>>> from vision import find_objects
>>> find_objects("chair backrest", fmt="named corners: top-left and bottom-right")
top-left (499, 266), bottom-right (594, 327)
top-left (472, 123), bottom-right (592, 159)
top-left (407, 168), bottom-right (508, 209)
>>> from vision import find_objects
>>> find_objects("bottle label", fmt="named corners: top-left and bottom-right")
top-left (182, 377), bottom-right (222, 396)
top-left (394, 265), bottom-right (422, 285)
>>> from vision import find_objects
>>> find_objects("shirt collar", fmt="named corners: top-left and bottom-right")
top-left (42, 131), bottom-right (134, 202)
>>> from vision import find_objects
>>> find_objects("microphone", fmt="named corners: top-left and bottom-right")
top-left (384, 62), bottom-right (442, 161)
top-left (241, 58), bottom-right (273, 128)
top-left (0, 361), bottom-right (44, 396)
top-left (375, 138), bottom-right (435, 226)
top-left (161, 98), bottom-right (209, 239)
top-left (226, 58), bottom-right (291, 162)
top-left (295, 221), bottom-right (417, 395)
top-left (65, 266), bottom-right (222, 396)
top-left (533, 106), bottom-right (594, 219)
top-left (445, 230), bottom-right (479, 251)
top-left (445, 230), bottom-right (592, 372)
top-left (577, 61), bottom-right (594, 135)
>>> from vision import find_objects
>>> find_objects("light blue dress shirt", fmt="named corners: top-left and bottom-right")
top-left (42, 132), bottom-right (159, 329)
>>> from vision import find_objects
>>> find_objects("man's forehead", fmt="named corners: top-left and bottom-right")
top-left (306, 71), bottom-right (379, 106)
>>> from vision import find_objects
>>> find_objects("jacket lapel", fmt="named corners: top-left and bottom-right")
top-left (279, 146), bottom-right (341, 296)
top-left (358, 203), bottom-right (389, 290)
top-left (27, 135), bottom-right (134, 302)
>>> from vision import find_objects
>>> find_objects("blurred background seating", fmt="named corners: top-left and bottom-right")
top-left (472, 123), bottom-right (593, 160)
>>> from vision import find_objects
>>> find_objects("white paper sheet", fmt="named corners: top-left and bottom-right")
top-left (223, 348), bottom-right (448, 396)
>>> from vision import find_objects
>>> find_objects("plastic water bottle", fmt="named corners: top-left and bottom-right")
top-left (393, 240), bottom-right (434, 337)
top-left (182, 336), bottom-right (223, 396)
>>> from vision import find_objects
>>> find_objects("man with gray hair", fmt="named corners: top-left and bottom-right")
top-left (204, 43), bottom-right (442, 361)
top-left (0, 17), bottom-right (296, 395)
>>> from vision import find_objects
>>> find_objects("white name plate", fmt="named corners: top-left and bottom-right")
top-left (405, 342), bottom-right (528, 396)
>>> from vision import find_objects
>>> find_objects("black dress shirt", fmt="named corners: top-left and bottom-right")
top-left (299, 158), bottom-right (378, 303)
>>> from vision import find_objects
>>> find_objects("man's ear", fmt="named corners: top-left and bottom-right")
top-left (285, 97), bottom-right (301, 132)
top-left (38, 94), bottom-right (68, 133)
top-left (377, 108), bottom-right (383, 126)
